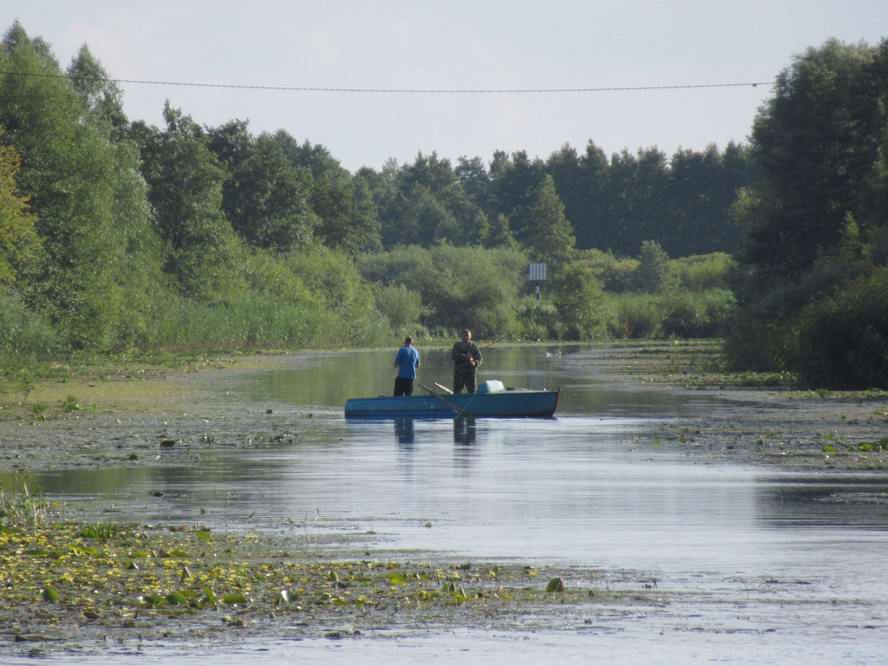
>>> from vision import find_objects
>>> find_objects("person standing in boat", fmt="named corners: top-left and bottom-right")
top-left (451, 329), bottom-right (482, 394)
top-left (393, 336), bottom-right (421, 396)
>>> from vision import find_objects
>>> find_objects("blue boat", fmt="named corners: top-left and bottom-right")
top-left (344, 381), bottom-right (560, 419)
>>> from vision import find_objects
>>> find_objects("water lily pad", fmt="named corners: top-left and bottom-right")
top-left (546, 577), bottom-right (565, 592)
top-left (222, 592), bottom-right (248, 605)
top-left (166, 591), bottom-right (188, 606)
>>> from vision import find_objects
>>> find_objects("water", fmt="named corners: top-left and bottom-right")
top-left (5, 346), bottom-right (888, 664)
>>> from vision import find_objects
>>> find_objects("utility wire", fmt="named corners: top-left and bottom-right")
top-left (2, 70), bottom-right (774, 94)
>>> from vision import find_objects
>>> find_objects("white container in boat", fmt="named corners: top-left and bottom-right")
top-left (477, 380), bottom-right (505, 394)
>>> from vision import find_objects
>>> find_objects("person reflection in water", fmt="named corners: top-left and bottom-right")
top-left (393, 336), bottom-right (420, 397)
top-left (395, 417), bottom-right (415, 445)
top-left (453, 416), bottom-right (476, 445)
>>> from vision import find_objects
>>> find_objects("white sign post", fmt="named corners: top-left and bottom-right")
top-left (528, 262), bottom-right (547, 300)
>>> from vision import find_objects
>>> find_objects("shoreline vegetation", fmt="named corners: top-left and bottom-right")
top-left (4, 24), bottom-right (885, 394)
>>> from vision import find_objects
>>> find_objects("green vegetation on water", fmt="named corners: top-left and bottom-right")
top-left (0, 491), bottom-right (637, 647)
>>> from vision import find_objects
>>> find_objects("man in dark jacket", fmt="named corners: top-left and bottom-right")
top-left (451, 329), bottom-right (482, 394)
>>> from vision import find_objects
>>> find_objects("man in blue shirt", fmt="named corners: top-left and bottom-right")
top-left (393, 336), bottom-right (421, 396)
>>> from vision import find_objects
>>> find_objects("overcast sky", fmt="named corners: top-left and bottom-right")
top-left (5, 1), bottom-right (888, 172)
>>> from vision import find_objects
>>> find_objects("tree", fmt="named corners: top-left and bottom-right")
top-left (455, 156), bottom-right (491, 212)
top-left (67, 45), bottom-right (128, 139)
top-left (484, 213), bottom-right (517, 249)
top-left (0, 23), bottom-right (125, 347)
top-left (489, 150), bottom-right (546, 243)
top-left (274, 131), bottom-right (381, 253)
top-left (743, 39), bottom-right (883, 276)
top-left (524, 175), bottom-right (575, 268)
top-left (0, 142), bottom-right (41, 286)
top-left (569, 141), bottom-right (610, 250)
top-left (552, 262), bottom-right (605, 340)
top-left (635, 240), bottom-right (672, 293)
top-left (131, 104), bottom-right (246, 301)
top-left (725, 38), bottom-right (888, 384)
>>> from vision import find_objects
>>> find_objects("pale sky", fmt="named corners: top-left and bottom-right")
top-left (4, 1), bottom-right (887, 172)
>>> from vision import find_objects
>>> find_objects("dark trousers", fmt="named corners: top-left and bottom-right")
top-left (453, 369), bottom-right (476, 394)
top-left (394, 377), bottom-right (414, 397)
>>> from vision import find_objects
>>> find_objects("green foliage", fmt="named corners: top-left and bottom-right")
top-left (743, 39), bottom-right (883, 276)
top-left (0, 26), bottom-right (125, 348)
top-left (524, 175), bottom-right (575, 268)
top-left (360, 244), bottom-right (526, 338)
top-left (725, 39), bottom-right (888, 386)
top-left (659, 289), bottom-right (736, 338)
top-left (607, 294), bottom-right (662, 339)
top-left (0, 142), bottom-right (41, 287)
top-left (0, 289), bottom-right (62, 356)
top-left (670, 252), bottom-right (735, 291)
top-left (66, 45), bottom-right (127, 139)
top-left (132, 105), bottom-right (248, 302)
top-left (551, 262), bottom-right (606, 340)
top-left (0, 487), bottom-right (52, 529)
top-left (516, 298), bottom-right (561, 340)
top-left (635, 240), bottom-right (673, 293)
top-left (209, 123), bottom-right (316, 252)
top-left (357, 244), bottom-right (433, 284)
top-left (0, 22), bottom-right (751, 357)
top-left (412, 245), bottom-right (525, 338)
top-left (577, 249), bottom-right (637, 293)
top-left (372, 283), bottom-right (423, 334)
top-left (796, 267), bottom-right (888, 389)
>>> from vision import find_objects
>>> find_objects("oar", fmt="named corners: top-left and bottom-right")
top-left (417, 382), bottom-right (466, 416)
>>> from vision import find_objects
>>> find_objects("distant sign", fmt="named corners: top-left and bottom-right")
top-left (528, 262), bottom-right (547, 281)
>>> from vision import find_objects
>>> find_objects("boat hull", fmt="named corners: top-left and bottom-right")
top-left (344, 390), bottom-right (559, 419)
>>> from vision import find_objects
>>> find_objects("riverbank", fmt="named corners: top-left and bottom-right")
top-left (559, 340), bottom-right (888, 471)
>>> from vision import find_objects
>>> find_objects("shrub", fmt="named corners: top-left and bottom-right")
top-left (671, 252), bottom-right (735, 291)
top-left (372, 283), bottom-right (422, 334)
top-left (796, 267), bottom-right (888, 388)
top-left (516, 298), bottom-right (561, 340)
top-left (635, 240), bottom-right (674, 293)
top-left (0, 290), bottom-right (62, 357)
top-left (659, 289), bottom-right (735, 338)
top-left (577, 249), bottom-right (637, 293)
top-left (608, 294), bottom-right (662, 338)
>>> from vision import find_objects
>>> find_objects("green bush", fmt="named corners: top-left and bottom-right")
top-left (577, 249), bottom-right (637, 293)
top-left (516, 298), bottom-right (561, 340)
top-left (607, 294), bottom-right (662, 338)
top-left (796, 267), bottom-right (888, 388)
top-left (635, 240), bottom-right (674, 293)
top-left (372, 283), bottom-right (423, 334)
top-left (357, 245), bottom-right (433, 284)
top-left (671, 252), bottom-right (735, 291)
top-left (0, 290), bottom-right (62, 356)
top-left (659, 289), bottom-right (736, 338)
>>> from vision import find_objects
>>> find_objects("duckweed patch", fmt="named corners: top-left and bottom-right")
top-left (0, 512), bottom-right (650, 652)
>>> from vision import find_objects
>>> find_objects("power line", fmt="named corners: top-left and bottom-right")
top-left (2, 70), bottom-right (774, 94)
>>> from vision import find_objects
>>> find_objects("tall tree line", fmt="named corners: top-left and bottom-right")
top-left (727, 38), bottom-right (888, 388)
top-left (22, 21), bottom-right (888, 369)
